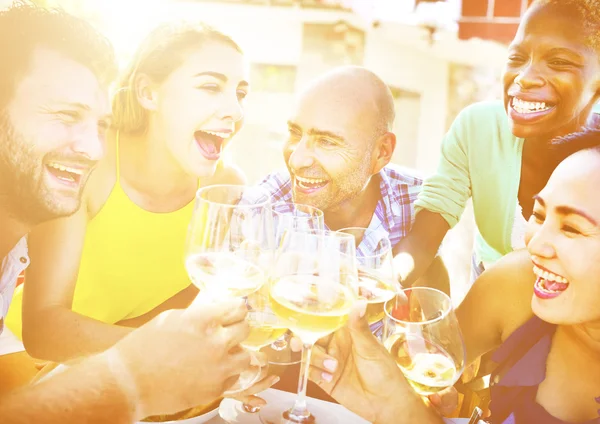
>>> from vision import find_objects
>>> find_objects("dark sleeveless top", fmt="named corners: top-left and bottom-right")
top-left (488, 316), bottom-right (600, 424)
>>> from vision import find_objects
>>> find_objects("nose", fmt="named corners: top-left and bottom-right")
top-left (217, 91), bottom-right (244, 124)
top-left (286, 136), bottom-right (314, 171)
top-left (70, 121), bottom-right (104, 162)
top-left (514, 62), bottom-right (545, 90)
top-left (527, 222), bottom-right (556, 260)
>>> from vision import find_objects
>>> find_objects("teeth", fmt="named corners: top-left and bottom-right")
top-left (296, 175), bottom-right (326, 184)
top-left (532, 265), bottom-right (568, 284)
top-left (512, 97), bottom-right (550, 114)
top-left (203, 130), bottom-right (230, 138)
top-left (47, 163), bottom-right (84, 175)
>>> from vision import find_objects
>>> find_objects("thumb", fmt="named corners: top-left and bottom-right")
top-left (347, 299), bottom-right (374, 340)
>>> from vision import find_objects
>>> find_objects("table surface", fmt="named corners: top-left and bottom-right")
top-left (206, 389), bottom-right (481, 424)
top-left (207, 389), bottom-right (369, 424)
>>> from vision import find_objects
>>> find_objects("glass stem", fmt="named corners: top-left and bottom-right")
top-left (287, 343), bottom-right (314, 421)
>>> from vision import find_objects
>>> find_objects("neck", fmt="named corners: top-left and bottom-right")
top-left (0, 202), bottom-right (30, 260)
top-left (324, 175), bottom-right (381, 231)
top-left (560, 321), bottom-right (600, 358)
top-left (118, 129), bottom-right (197, 197)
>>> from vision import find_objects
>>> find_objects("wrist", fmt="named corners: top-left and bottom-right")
top-left (98, 348), bottom-right (144, 420)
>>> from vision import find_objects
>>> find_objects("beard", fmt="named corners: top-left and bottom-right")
top-left (0, 112), bottom-right (86, 225)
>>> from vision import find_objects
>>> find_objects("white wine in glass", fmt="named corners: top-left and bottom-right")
top-left (259, 229), bottom-right (358, 424)
top-left (382, 288), bottom-right (466, 396)
top-left (185, 184), bottom-right (274, 395)
top-left (337, 227), bottom-right (398, 327)
top-left (264, 202), bottom-right (325, 366)
top-left (269, 274), bottom-right (355, 344)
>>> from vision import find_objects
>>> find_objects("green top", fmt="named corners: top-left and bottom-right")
top-left (415, 100), bottom-right (524, 266)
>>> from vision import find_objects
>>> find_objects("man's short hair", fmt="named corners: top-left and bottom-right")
top-left (0, 1), bottom-right (117, 108)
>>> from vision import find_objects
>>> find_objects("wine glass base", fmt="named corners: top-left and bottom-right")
top-left (222, 365), bottom-right (262, 396)
top-left (218, 398), bottom-right (260, 424)
top-left (258, 398), bottom-right (338, 424)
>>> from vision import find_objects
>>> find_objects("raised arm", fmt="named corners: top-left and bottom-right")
top-left (394, 105), bottom-right (477, 286)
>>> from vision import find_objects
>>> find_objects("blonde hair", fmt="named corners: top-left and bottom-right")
top-left (112, 21), bottom-right (242, 135)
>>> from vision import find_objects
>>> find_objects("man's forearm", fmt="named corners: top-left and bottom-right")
top-left (0, 353), bottom-right (137, 424)
top-left (24, 308), bottom-right (133, 363)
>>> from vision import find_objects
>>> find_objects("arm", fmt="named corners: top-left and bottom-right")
top-left (1, 298), bottom-right (255, 424)
top-left (22, 192), bottom-right (132, 362)
top-left (394, 106), bottom-right (476, 286)
top-left (393, 211), bottom-right (450, 287)
top-left (456, 248), bottom-right (535, 365)
top-left (0, 354), bottom-right (136, 424)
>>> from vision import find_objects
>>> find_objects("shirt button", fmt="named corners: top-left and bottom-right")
top-left (491, 375), bottom-right (500, 386)
top-left (19, 257), bottom-right (27, 264)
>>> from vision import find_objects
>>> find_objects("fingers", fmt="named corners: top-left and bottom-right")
top-left (428, 386), bottom-right (459, 417)
top-left (307, 355), bottom-right (336, 395)
top-left (225, 348), bottom-right (252, 377)
top-left (232, 374), bottom-right (280, 401)
top-left (347, 299), bottom-right (368, 327)
top-left (289, 336), bottom-right (303, 352)
top-left (220, 320), bottom-right (251, 351)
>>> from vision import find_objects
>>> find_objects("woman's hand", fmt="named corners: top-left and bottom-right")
top-left (299, 302), bottom-right (443, 424)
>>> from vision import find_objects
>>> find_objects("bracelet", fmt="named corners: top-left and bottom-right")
top-left (102, 349), bottom-right (143, 419)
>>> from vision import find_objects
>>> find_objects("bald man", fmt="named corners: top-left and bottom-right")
top-left (258, 66), bottom-right (448, 293)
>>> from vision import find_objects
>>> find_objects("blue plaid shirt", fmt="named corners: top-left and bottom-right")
top-left (256, 164), bottom-right (422, 335)
top-left (256, 164), bottom-right (423, 256)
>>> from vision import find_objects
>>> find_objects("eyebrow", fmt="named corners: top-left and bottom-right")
top-left (287, 121), bottom-right (345, 143)
top-left (533, 195), bottom-right (598, 226)
top-left (546, 47), bottom-right (584, 61)
top-left (193, 71), bottom-right (249, 86)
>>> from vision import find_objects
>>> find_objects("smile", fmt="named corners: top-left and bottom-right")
top-left (294, 175), bottom-right (328, 193)
top-left (45, 162), bottom-right (86, 186)
top-left (194, 129), bottom-right (232, 161)
top-left (532, 263), bottom-right (570, 300)
top-left (508, 96), bottom-right (556, 122)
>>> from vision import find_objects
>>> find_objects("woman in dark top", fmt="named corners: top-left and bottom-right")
top-left (304, 129), bottom-right (600, 423)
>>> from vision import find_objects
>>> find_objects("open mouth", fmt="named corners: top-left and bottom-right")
top-left (45, 162), bottom-right (84, 187)
top-left (509, 97), bottom-right (556, 118)
top-left (532, 264), bottom-right (569, 300)
top-left (294, 175), bottom-right (328, 194)
top-left (194, 130), bottom-right (230, 161)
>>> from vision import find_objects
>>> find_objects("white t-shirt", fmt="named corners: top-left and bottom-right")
top-left (0, 237), bottom-right (29, 355)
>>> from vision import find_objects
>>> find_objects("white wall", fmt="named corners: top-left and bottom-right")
top-left (364, 30), bottom-right (449, 174)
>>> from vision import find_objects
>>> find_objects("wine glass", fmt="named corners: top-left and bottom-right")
top-left (184, 184), bottom-right (275, 394)
top-left (382, 287), bottom-right (466, 396)
top-left (337, 227), bottom-right (398, 336)
top-left (259, 229), bottom-right (358, 424)
top-left (263, 202), bottom-right (325, 366)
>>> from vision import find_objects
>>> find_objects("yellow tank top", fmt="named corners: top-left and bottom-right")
top-left (7, 133), bottom-right (197, 338)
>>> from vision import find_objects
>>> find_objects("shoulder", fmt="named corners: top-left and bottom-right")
top-left (85, 130), bottom-right (118, 219)
top-left (462, 249), bottom-right (535, 340)
top-left (381, 164), bottom-right (423, 189)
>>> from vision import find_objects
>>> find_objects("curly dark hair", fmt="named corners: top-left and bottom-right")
top-left (532, 0), bottom-right (600, 52)
top-left (0, 1), bottom-right (117, 108)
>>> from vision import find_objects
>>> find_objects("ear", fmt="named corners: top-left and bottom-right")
top-left (371, 132), bottom-right (396, 173)
top-left (134, 74), bottom-right (158, 111)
